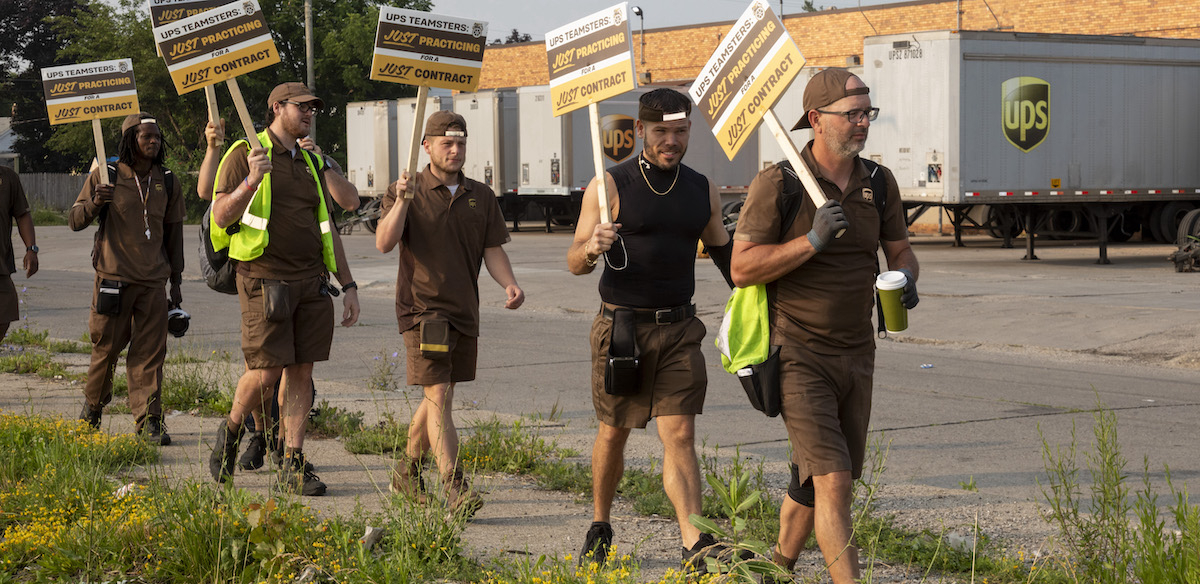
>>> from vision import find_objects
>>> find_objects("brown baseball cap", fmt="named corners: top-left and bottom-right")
top-left (120, 112), bottom-right (157, 134)
top-left (792, 68), bottom-right (870, 130)
top-left (267, 82), bottom-right (325, 110)
top-left (424, 110), bottom-right (468, 138)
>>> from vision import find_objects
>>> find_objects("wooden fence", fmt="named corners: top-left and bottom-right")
top-left (16, 173), bottom-right (87, 210)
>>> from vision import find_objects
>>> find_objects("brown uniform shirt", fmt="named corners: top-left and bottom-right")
top-left (215, 129), bottom-right (332, 281)
top-left (381, 166), bottom-right (510, 337)
top-left (0, 167), bottom-right (30, 275)
top-left (735, 143), bottom-right (907, 355)
top-left (69, 162), bottom-right (185, 286)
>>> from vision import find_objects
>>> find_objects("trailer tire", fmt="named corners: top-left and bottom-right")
top-left (1159, 201), bottom-right (1196, 244)
top-left (1146, 203), bottom-right (1167, 242)
top-left (986, 206), bottom-right (1023, 239)
top-left (1174, 208), bottom-right (1200, 247)
top-left (1048, 208), bottom-right (1082, 239)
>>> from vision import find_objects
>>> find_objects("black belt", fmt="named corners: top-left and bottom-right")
top-left (601, 304), bottom-right (695, 325)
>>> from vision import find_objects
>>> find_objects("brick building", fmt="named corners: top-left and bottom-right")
top-left (478, 0), bottom-right (1200, 88)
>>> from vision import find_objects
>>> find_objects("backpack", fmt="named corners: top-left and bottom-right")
top-left (199, 204), bottom-right (239, 294)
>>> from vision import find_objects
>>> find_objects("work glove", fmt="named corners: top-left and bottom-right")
top-left (897, 268), bottom-right (919, 309)
top-left (807, 200), bottom-right (848, 253)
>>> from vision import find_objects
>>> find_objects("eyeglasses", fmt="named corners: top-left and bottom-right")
top-left (283, 100), bottom-right (321, 114)
top-left (815, 107), bottom-right (880, 123)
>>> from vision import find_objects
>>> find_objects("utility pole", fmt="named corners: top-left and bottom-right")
top-left (305, 0), bottom-right (316, 141)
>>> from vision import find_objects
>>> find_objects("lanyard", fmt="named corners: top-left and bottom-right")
top-left (132, 173), bottom-right (152, 240)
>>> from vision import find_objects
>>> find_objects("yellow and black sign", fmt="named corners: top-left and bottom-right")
top-left (152, 0), bottom-right (279, 94)
top-left (1002, 76), bottom-right (1050, 152)
top-left (545, 3), bottom-right (636, 117)
top-left (148, 0), bottom-right (228, 28)
top-left (41, 59), bottom-right (139, 126)
top-left (370, 7), bottom-right (487, 92)
top-left (689, 0), bottom-right (805, 160)
top-left (600, 114), bottom-right (636, 162)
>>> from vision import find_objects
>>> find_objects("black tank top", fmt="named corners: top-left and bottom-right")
top-left (598, 154), bottom-right (710, 308)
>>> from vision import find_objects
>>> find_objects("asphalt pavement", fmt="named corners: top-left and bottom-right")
top-left (11, 224), bottom-right (1200, 506)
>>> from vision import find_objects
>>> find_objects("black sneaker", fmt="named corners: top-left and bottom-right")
top-left (682, 532), bottom-right (753, 571)
top-left (138, 416), bottom-right (171, 446)
top-left (239, 431), bottom-right (266, 470)
top-left (275, 451), bottom-right (326, 496)
top-left (208, 420), bottom-right (242, 484)
top-left (79, 404), bottom-right (101, 430)
top-left (578, 521), bottom-right (614, 566)
top-left (270, 443), bottom-right (315, 472)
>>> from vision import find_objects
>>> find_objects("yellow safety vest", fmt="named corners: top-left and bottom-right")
top-left (210, 129), bottom-right (337, 273)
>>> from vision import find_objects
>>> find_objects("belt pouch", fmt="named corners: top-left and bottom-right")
top-left (420, 317), bottom-right (451, 359)
top-left (96, 279), bottom-right (124, 316)
top-left (262, 280), bottom-right (290, 323)
top-left (737, 345), bottom-right (782, 417)
top-left (604, 308), bottom-right (640, 396)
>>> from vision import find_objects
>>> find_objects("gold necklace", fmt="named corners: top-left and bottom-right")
top-left (639, 156), bottom-right (679, 196)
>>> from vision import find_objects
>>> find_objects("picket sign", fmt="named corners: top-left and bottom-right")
top-left (689, 0), bottom-right (839, 233)
top-left (370, 6), bottom-right (488, 198)
top-left (40, 58), bottom-right (139, 186)
top-left (545, 3), bottom-right (638, 224)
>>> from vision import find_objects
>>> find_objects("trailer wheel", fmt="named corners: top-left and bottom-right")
top-left (1048, 208), bottom-right (1082, 239)
top-left (1108, 211), bottom-right (1140, 243)
top-left (721, 200), bottom-right (744, 226)
top-left (1159, 201), bottom-right (1196, 244)
top-left (1174, 208), bottom-right (1200, 247)
top-left (986, 206), bottom-right (1023, 239)
top-left (1146, 203), bottom-right (1168, 242)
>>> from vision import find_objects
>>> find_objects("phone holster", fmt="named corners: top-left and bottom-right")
top-left (96, 279), bottom-right (124, 316)
top-left (604, 308), bottom-right (640, 396)
top-left (263, 280), bottom-right (291, 323)
top-left (420, 317), bottom-right (451, 359)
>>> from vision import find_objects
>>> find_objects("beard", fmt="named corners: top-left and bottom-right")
top-left (823, 127), bottom-right (867, 159)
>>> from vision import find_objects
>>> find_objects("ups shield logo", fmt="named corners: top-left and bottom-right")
top-left (1002, 77), bottom-right (1049, 152)
top-left (600, 115), bottom-right (636, 163)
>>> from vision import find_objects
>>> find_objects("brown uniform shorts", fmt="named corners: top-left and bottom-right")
top-left (237, 274), bottom-right (334, 369)
top-left (589, 305), bottom-right (707, 429)
top-left (403, 325), bottom-right (478, 386)
top-left (779, 343), bottom-right (875, 480)
top-left (0, 274), bottom-right (18, 324)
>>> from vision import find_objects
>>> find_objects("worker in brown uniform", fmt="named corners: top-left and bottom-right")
top-left (0, 165), bottom-right (38, 342)
top-left (70, 112), bottom-right (184, 445)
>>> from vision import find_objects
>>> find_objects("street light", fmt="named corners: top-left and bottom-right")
top-left (631, 6), bottom-right (645, 65)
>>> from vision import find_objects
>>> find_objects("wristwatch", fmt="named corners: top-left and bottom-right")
top-left (26, 245), bottom-right (38, 253)
top-left (342, 281), bottom-right (358, 293)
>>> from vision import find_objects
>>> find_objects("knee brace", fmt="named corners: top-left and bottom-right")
top-left (787, 463), bottom-right (815, 508)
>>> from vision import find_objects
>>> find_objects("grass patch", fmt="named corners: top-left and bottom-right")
top-left (29, 206), bottom-right (68, 226)
top-left (306, 399), bottom-right (364, 439)
top-left (0, 351), bottom-right (79, 381)
top-left (3, 325), bottom-right (88, 354)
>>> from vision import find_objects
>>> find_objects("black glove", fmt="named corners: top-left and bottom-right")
top-left (806, 200), bottom-right (848, 252)
top-left (897, 268), bottom-right (919, 309)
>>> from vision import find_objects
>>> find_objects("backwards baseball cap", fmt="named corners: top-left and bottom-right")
top-left (267, 82), bottom-right (325, 110)
top-left (121, 112), bottom-right (157, 134)
top-left (424, 110), bottom-right (468, 138)
top-left (792, 68), bottom-right (870, 130)
top-left (638, 88), bottom-right (691, 122)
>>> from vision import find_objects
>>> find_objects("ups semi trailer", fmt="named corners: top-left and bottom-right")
top-left (861, 30), bottom-right (1200, 263)
top-left (515, 85), bottom-right (761, 232)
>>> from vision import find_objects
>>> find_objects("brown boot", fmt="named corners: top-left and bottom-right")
top-left (389, 455), bottom-right (428, 503)
top-left (442, 467), bottom-right (483, 517)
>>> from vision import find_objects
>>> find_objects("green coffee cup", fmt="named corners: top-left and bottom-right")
top-left (875, 271), bottom-right (908, 333)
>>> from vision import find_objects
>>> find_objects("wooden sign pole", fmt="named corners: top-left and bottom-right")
top-left (404, 85), bottom-right (430, 199)
top-left (762, 109), bottom-right (844, 238)
top-left (204, 85), bottom-right (222, 147)
top-left (92, 119), bottom-right (109, 186)
top-left (225, 77), bottom-right (261, 149)
top-left (588, 103), bottom-right (611, 224)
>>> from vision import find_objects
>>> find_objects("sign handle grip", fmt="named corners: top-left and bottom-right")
top-left (92, 118), bottom-right (108, 186)
top-left (588, 103), bottom-right (611, 225)
top-left (762, 110), bottom-right (844, 238)
top-left (404, 85), bottom-right (430, 199)
top-left (226, 77), bottom-right (261, 150)
top-left (205, 85), bottom-right (223, 148)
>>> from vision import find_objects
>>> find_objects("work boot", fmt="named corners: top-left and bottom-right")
top-left (238, 431), bottom-right (266, 470)
top-left (270, 437), bottom-right (314, 472)
top-left (761, 546), bottom-right (797, 584)
top-left (388, 455), bottom-right (428, 503)
top-left (79, 403), bottom-right (101, 430)
top-left (208, 419), bottom-right (242, 484)
top-left (682, 532), bottom-right (753, 571)
top-left (442, 467), bottom-right (483, 517)
top-left (137, 415), bottom-right (171, 446)
top-left (577, 521), bottom-right (614, 566)
top-left (275, 450), bottom-right (326, 496)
